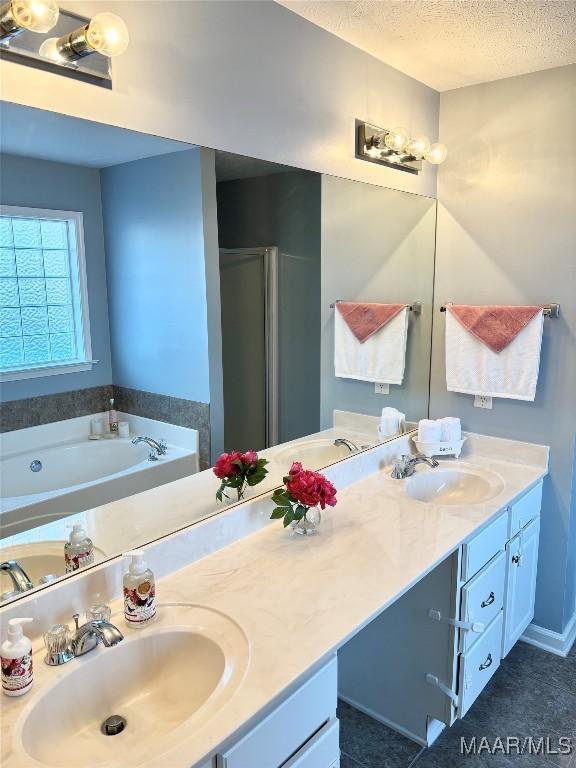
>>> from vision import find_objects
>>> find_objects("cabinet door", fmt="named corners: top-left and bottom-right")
top-left (502, 517), bottom-right (540, 657)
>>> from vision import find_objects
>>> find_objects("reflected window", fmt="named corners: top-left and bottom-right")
top-left (0, 207), bottom-right (92, 381)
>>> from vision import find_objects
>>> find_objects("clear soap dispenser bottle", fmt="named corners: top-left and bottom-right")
top-left (1, 618), bottom-right (33, 697)
top-left (64, 523), bottom-right (94, 573)
top-left (123, 551), bottom-right (156, 626)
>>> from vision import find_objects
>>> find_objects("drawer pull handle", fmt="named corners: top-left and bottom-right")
top-left (512, 554), bottom-right (521, 566)
top-left (481, 592), bottom-right (495, 608)
top-left (479, 653), bottom-right (493, 671)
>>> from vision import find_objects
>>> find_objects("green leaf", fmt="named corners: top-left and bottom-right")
top-left (283, 509), bottom-right (295, 528)
top-left (270, 508), bottom-right (286, 520)
top-left (272, 489), bottom-right (291, 506)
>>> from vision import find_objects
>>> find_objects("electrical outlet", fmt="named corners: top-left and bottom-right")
top-left (474, 395), bottom-right (493, 409)
top-left (375, 383), bottom-right (390, 395)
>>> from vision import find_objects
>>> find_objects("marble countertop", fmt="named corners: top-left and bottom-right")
top-left (1, 442), bottom-right (547, 768)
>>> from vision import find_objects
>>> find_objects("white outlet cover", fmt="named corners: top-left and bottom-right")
top-left (474, 395), bottom-right (493, 409)
top-left (375, 383), bottom-right (390, 395)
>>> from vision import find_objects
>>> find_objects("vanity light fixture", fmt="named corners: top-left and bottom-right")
top-left (39, 11), bottom-right (129, 63)
top-left (356, 120), bottom-right (447, 175)
top-left (0, 0), bottom-right (58, 40)
top-left (0, 5), bottom-right (129, 84)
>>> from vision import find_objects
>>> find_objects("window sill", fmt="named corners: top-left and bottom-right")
top-left (0, 360), bottom-right (98, 383)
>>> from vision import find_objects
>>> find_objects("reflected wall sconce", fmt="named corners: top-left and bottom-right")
top-left (356, 120), bottom-right (447, 175)
top-left (0, 3), bottom-right (129, 85)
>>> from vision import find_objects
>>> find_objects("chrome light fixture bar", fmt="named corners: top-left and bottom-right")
top-left (0, 5), bottom-right (128, 84)
top-left (356, 120), bottom-right (447, 175)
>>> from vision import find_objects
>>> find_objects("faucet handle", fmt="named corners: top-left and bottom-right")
top-left (159, 439), bottom-right (167, 454)
top-left (72, 613), bottom-right (80, 631)
top-left (43, 623), bottom-right (74, 666)
top-left (86, 603), bottom-right (111, 623)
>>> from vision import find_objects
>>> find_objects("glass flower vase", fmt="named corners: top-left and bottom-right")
top-left (292, 506), bottom-right (321, 536)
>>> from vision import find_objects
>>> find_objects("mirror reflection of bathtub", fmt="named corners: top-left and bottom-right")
top-left (0, 414), bottom-right (198, 537)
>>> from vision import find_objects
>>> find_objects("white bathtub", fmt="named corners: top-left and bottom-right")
top-left (0, 413), bottom-right (198, 537)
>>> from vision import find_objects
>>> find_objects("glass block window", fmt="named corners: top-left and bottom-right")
top-left (0, 207), bottom-right (92, 379)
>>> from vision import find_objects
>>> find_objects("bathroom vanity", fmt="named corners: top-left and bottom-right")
top-left (0, 431), bottom-right (547, 768)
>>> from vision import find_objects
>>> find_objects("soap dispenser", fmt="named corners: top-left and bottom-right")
top-left (1, 618), bottom-right (33, 697)
top-left (64, 523), bottom-right (94, 573)
top-left (123, 551), bottom-right (156, 626)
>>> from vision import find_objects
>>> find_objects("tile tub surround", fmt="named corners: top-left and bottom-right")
top-left (0, 432), bottom-right (548, 768)
top-left (112, 386), bottom-right (210, 469)
top-left (0, 385), bottom-right (114, 432)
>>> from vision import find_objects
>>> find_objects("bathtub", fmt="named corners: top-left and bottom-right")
top-left (0, 413), bottom-right (198, 537)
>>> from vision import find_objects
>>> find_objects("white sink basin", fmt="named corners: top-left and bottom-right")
top-left (16, 605), bottom-right (249, 768)
top-left (0, 541), bottom-right (107, 597)
top-left (273, 438), bottom-right (356, 469)
top-left (405, 468), bottom-right (504, 505)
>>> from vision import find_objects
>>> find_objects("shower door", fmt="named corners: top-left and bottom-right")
top-left (219, 247), bottom-right (279, 452)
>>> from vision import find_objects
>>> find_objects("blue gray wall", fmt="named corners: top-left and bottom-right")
top-left (320, 176), bottom-right (436, 427)
top-left (100, 148), bottom-right (211, 404)
top-left (0, 154), bottom-right (112, 401)
top-left (432, 65), bottom-right (576, 636)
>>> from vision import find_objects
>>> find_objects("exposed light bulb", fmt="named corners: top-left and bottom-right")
top-left (406, 135), bottom-right (431, 160)
top-left (85, 12), bottom-right (129, 57)
top-left (10, 0), bottom-right (58, 32)
top-left (384, 127), bottom-right (410, 152)
top-left (39, 35), bottom-right (64, 62)
top-left (425, 143), bottom-right (448, 165)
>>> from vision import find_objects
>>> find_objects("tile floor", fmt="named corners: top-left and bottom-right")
top-left (339, 639), bottom-right (576, 767)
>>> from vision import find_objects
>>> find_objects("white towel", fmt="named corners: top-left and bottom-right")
top-left (438, 417), bottom-right (461, 442)
top-left (418, 419), bottom-right (442, 442)
top-left (335, 306), bottom-right (409, 384)
top-left (445, 309), bottom-right (544, 401)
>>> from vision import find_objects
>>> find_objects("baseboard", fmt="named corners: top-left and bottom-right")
top-left (338, 693), bottom-right (427, 747)
top-left (521, 612), bottom-right (576, 657)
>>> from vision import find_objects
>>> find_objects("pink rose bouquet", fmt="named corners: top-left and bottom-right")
top-left (213, 450), bottom-right (269, 502)
top-left (270, 461), bottom-right (338, 528)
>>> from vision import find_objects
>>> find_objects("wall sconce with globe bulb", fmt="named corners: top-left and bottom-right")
top-left (356, 120), bottom-right (447, 174)
top-left (0, 4), bottom-right (129, 84)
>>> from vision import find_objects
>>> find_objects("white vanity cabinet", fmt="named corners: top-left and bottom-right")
top-left (338, 479), bottom-right (543, 746)
top-left (214, 657), bottom-right (340, 768)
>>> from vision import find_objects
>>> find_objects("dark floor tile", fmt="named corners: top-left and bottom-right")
top-left (338, 699), bottom-right (422, 768)
top-left (414, 719), bottom-right (564, 767)
top-left (503, 641), bottom-right (576, 699)
top-left (340, 752), bottom-right (366, 768)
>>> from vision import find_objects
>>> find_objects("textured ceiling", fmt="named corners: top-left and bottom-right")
top-left (277, 0), bottom-right (576, 91)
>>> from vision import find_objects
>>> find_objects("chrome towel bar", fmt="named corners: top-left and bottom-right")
top-left (439, 303), bottom-right (560, 318)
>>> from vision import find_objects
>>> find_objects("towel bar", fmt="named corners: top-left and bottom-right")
top-left (330, 301), bottom-right (422, 315)
top-left (440, 302), bottom-right (560, 319)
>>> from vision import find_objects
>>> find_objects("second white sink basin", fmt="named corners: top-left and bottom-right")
top-left (406, 468), bottom-right (504, 505)
top-left (16, 604), bottom-right (249, 768)
top-left (273, 438), bottom-right (355, 469)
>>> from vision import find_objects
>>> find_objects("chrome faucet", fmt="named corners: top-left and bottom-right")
top-left (132, 436), bottom-right (167, 461)
top-left (71, 613), bottom-right (124, 657)
top-left (0, 560), bottom-right (34, 593)
top-left (44, 612), bottom-right (124, 666)
top-left (334, 438), bottom-right (360, 453)
top-left (391, 454), bottom-right (439, 479)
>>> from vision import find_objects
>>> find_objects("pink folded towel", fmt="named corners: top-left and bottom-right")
top-left (447, 304), bottom-right (542, 353)
top-left (336, 302), bottom-right (408, 343)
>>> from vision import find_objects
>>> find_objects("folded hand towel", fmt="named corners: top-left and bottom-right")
top-left (379, 407), bottom-right (406, 437)
top-left (446, 306), bottom-right (544, 401)
top-left (335, 305), bottom-right (409, 384)
top-left (438, 417), bottom-right (461, 442)
top-left (418, 419), bottom-right (442, 443)
top-left (336, 302), bottom-right (408, 343)
top-left (447, 304), bottom-right (541, 353)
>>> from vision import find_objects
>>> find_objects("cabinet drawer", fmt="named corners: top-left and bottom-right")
top-left (460, 551), bottom-right (506, 652)
top-left (458, 613), bottom-right (503, 718)
top-left (282, 718), bottom-right (340, 768)
top-left (509, 481), bottom-right (542, 539)
top-left (217, 658), bottom-right (337, 768)
top-left (462, 513), bottom-right (508, 583)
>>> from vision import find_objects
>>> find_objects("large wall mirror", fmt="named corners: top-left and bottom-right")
top-left (0, 104), bottom-right (436, 605)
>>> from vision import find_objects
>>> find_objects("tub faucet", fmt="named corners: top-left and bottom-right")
top-left (0, 561), bottom-right (34, 593)
top-left (132, 436), bottom-right (167, 461)
top-left (391, 454), bottom-right (439, 479)
top-left (334, 438), bottom-right (360, 453)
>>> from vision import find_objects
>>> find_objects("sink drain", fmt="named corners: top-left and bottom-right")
top-left (101, 715), bottom-right (127, 736)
